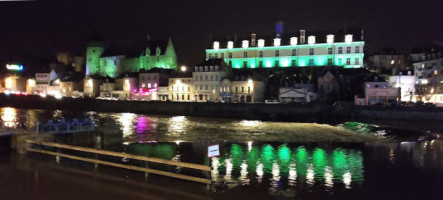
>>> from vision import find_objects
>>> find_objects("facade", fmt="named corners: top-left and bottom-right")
top-left (318, 71), bottom-right (340, 101)
top-left (279, 87), bottom-right (317, 103)
top-left (192, 59), bottom-right (230, 102)
top-left (205, 29), bottom-right (364, 69)
top-left (355, 80), bottom-right (400, 105)
top-left (413, 58), bottom-right (443, 93)
top-left (230, 73), bottom-right (266, 103)
top-left (388, 73), bottom-right (415, 101)
top-left (137, 68), bottom-right (174, 100)
top-left (84, 76), bottom-right (102, 98)
top-left (86, 36), bottom-right (178, 78)
top-left (369, 54), bottom-right (406, 71)
top-left (35, 70), bottom-right (58, 94)
top-left (168, 75), bottom-right (194, 101)
top-left (99, 76), bottom-right (138, 100)
top-left (60, 80), bottom-right (81, 97)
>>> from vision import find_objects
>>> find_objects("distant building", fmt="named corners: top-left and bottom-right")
top-left (230, 70), bottom-right (266, 103)
top-left (369, 54), bottom-right (406, 72)
top-left (355, 76), bottom-right (400, 105)
top-left (192, 59), bottom-right (231, 102)
top-left (168, 72), bottom-right (194, 101)
top-left (279, 87), bottom-right (317, 103)
top-left (136, 68), bottom-right (174, 100)
top-left (318, 71), bottom-right (340, 102)
top-left (85, 34), bottom-right (177, 78)
top-left (388, 72), bottom-right (415, 101)
top-left (206, 26), bottom-right (364, 69)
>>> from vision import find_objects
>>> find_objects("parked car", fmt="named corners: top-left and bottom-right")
top-left (265, 100), bottom-right (280, 104)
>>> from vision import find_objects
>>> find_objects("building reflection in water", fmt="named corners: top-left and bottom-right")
top-left (1, 107), bottom-right (18, 128)
top-left (168, 116), bottom-right (188, 137)
top-left (211, 143), bottom-right (364, 194)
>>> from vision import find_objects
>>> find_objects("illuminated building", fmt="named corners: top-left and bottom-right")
top-left (35, 70), bottom-right (58, 94)
top-left (60, 76), bottom-right (82, 97)
top-left (354, 75), bottom-right (400, 105)
top-left (84, 76), bottom-right (102, 98)
top-left (168, 72), bottom-right (194, 101)
top-left (205, 27), bottom-right (364, 69)
top-left (388, 72), bottom-right (415, 101)
top-left (225, 70), bottom-right (266, 103)
top-left (85, 34), bottom-right (177, 78)
top-left (413, 57), bottom-right (443, 105)
top-left (192, 59), bottom-right (231, 102)
top-left (99, 74), bottom-right (138, 99)
top-left (137, 68), bottom-right (174, 101)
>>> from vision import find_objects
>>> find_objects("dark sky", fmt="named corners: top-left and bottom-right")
top-left (1, 0), bottom-right (443, 69)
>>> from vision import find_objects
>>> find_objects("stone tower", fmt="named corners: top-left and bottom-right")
top-left (85, 33), bottom-right (106, 76)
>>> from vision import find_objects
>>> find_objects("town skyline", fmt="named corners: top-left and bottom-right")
top-left (1, 0), bottom-right (443, 69)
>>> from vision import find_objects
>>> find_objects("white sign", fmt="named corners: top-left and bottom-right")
top-left (208, 144), bottom-right (220, 158)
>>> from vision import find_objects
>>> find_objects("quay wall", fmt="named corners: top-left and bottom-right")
top-left (1, 94), bottom-right (443, 123)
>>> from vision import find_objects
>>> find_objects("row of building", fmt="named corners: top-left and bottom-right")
top-left (2, 23), bottom-right (443, 106)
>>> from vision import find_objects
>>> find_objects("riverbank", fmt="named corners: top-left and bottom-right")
top-left (1, 94), bottom-right (443, 125)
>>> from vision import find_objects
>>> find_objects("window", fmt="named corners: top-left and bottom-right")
top-left (221, 53), bottom-right (224, 58)
top-left (346, 47), bottom-right (351, 54)
top-left (328, 48), bottom-right (332, 54)
top-left (259, 51), bottom-right (263, 57)
top-left (215, 75), bottom-right (218, 81)
top-left (182, 95), bottom-right (184, 100)
top-left (346, 58), bottom-right (351, 65)
top-left (214, 53), bottom-right (218, 59)
top-left (309, 59), bottom-right (314, 66)
top-left (338, 47), bottom-right (343, 54)
top-left (205, 85), bottom-right (208, 90)
top-left (142, 83), bottom-right (145, 87)
top-left (148, 83), bottom-right (151, 88)
top-left (229, 52), bottom-right (232, 58)
top-left (355, 58), bottom-right (360, 65)
top-left (243, 61), bottom-right (247, 68)
top-left (243, 52), bottom-right (248, 58)
top-left (275, 60), bottom-right (279, 67)
top-left (292, 59), bottom-right (296, 67)
top-left (187, 95), bottom-right (190, 100)
top-left (208, 53), bottom-right (212, 59)
top-left (259, 61), bottom-right (263, 67)
top-left (355, 46), bottom-right (360, 53)
top-left (327, 58), bottom-right (333, 65)
top-left (248, 86), bottom-right (251, 93)
top-left (309, 48), bottom-right (314, 55)
top-left (205, 75), bottom-right (208, 80)
top-left (235, 87), bottom-right (238, 93)
top-left (210, 75), bottom-right (213, 81)
top-left (241, 86), bottom-right (244, 93)
top-left (188, 87), bottom-right (190, 91)
top-left (292, 49), bottom-right (297, 56)
top-left (154, 83), bottom-right (157, 87)
top-left (275, 50), bottom-right (280, 57)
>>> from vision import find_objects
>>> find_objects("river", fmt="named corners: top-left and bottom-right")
top-left (0, 107), bottom-right (442, 199)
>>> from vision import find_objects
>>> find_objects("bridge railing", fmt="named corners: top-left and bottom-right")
top-left (26, 140), bottom-right (212, 186)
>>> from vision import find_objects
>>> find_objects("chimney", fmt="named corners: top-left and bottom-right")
top-left (276, 21), bottom-right (283, 38)
top-left (300, 30), bottom-right (306, 44)
top-left (251, 33), bottom-right (256, 47)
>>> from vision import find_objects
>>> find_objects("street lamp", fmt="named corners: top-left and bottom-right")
top-left (180, 66), bottom-right (187, 72)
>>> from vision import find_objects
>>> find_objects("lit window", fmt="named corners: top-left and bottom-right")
top-left (258, 39), bottom-right (265, 47)
top-left (242, 40), bottom-right (249, 48)
top-left (290, 37), bottom-right (298, 45)
top-left (274, 38), bottom-right (281, 47)
top-left (326, 34), bottom-right (334, 43)
top-left (213, 41), bottom-right (219, 50)
top-left (227, 41), bottom-right (234, 49)
top-left (345, 34), bottom-right (353, 43)
top-left (148, 83), bottom-right (151, 88)
top-left (308, 36), bottom-right (316, 44)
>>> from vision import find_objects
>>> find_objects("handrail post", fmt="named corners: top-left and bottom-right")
top-left (144, 161), bottom-right (149, 181)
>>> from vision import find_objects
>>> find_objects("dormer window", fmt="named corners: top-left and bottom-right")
top-left (213, 41), bottom-right (219, 50)
top-left (308, 36), bottom-right (316, 44)
top-left (273, 38), bottom-right (281, 47)
top-left (326, 34), bottom-right (334, 44)
top-left (345, 34), bottom-right (353, 43)
top-left (242, 40), bottom-right (249, 48)
top-left (227, 41), bottom-right (234, 49)
top-left (290, 37), bottom-right (298, 45)
top-left (258, 39), bottom-right (265, 47)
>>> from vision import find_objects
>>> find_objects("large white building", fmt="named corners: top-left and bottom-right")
top-left (205, 28), bottom-right (365, 69)
top-left (192, 59), bottom-right (230, 102)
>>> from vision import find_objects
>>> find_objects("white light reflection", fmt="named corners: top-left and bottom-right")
top-left (1, 107), bottom-right (17, 128)
top-left (306, 164), bottom-right (315, 186)
top-left (247, 141), bottom-right (252, 152)
top-left (256, 163), bottom-right (264, 183)
top-left (168, 116), bottom-right (188, 136)
top-left (288, 163), bottom-right (297, 186)
top-left (240, 120), bottom-right (260, 127)
top-left (324, 166), bottom-right (334, 188)
top-left (211, 157), bottom-right (220, 182)
top-left (270, 162), bottom-right (280, 192)
top-left (343, 171), bottom-right (352, 189)
top-left (119, 113), bottom-right (136, 137)
top-left (239, 161), bottom-right (249, 185)
top-left (224, 158), bottom-right (233, 183)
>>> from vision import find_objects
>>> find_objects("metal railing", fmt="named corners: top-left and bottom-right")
top-left (26, 140), bottom-right (212, 185)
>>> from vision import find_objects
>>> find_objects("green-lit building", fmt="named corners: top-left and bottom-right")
top-left (86, 35), bottom-right (178, 78)
top-left (205, 28), bottom-right (365, 69)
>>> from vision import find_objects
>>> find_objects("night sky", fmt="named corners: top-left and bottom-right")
top-left (1, 0), bottom-right (442, 70)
